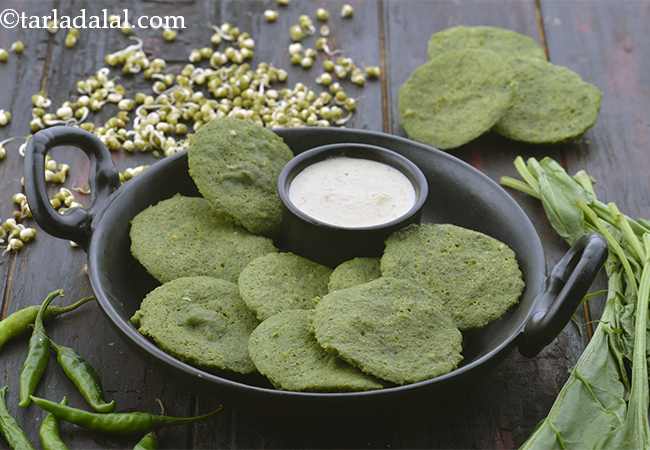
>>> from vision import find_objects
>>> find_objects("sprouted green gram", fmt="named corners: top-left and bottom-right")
top-left (119, 165), bottom-right (148, 183)
top-left (0, 11), bottom-right (380, 254)
top-left (341, 4), bottom-right (354, 18)
top-left (44, 155), bottom-right (70, 184)
top-left (0, 110), bottom-right (11, 126)
top-left (10, 41), bottom-right (25, 54)
top-left (501, 156), bottom-right (650, 450)
top-left (11, 192), bottom-right (27, 220)
top-left (0, 137), bottom-right (14, 160)
top-left (365, 66), bottom-right (381, 79)
top-left (47, 19), bottom-right (58, 34)
top-left (162, 28), bottom-right (177, 42)
top-left (298, 15), bottom-right (316, 34)
top-left (289, 24), bottom-right (306, 42)
top-left (49, 187), bottom-right (83, 216)
top-left (264, 10), bottom-right (279, 23)
top-left (1, 218), bottom-right (37, 254)
top-left (65, 29), bottom-right (80, 48)
top-left (316, 8), bottom-right (330, 22)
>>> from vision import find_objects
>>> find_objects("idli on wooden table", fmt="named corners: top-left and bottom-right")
top-left (427, 26), bottom-right (546, 61)
top-left (313, 277), bottom-right (463, 385)
top-left (328, 257), bottom-right (381, 292)
top-left (238, 252), bottom-right (332, 321)
top-left (187, 117), bottom-right (293, 237)
top-left (130, 276), bottom-right (258, 374)
top-left (249, 310), bottom-right (383, 392)
top-left (494, 57), bottom-right (601, 144)
top-left (130, 195), bottom-right (276, 284)
top-left (381, 224), bottom-right (524, 330)
top-left (399, 49), bottom-right (515, 150)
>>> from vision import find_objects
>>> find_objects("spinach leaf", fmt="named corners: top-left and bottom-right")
top-left (520, 272), bottom-right (626, 450)
top-left (536, 158), bottom-right (592, 244)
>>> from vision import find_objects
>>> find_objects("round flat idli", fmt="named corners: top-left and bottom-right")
top-left (130, 195), bottom-right (276, 284)
top-left (328, 257), bottom-right (381, 292)
top-left (494, 58), bottom-right (602, 144)
top-left (314, 277), bottom-right (462, 385)
top-left (381, 224), bottom-right (524, 329)
top-left (130, 277), bottom-right (258, 374)
top-left (188, 118), bottom-right (294, 237)
top-left (399, 49), bottom-right (515, 150)
top-left (238, 253), bottom-right (332, 321)
top-left (427, 26), bottom-right (546, 61)
top-left (249, 310), bottom-right (383, 392)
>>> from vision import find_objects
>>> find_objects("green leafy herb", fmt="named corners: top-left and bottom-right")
top-left (501, 156), bottom-right (650, 450)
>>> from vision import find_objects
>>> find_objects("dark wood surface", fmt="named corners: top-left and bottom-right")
top-left (0, 0), bottom-right (644, 448)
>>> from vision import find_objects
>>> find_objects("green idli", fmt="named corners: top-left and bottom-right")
top-left (399, 49), bottom-right (515, 150)
top-left (238, 253), bottom-right (332, 321)
top-left (188, 118), bottom-right (293, 237)
top-left (131, 277), bottom-right (258, 374)
top-left (381, 224), bottom-right (524, 329)
top-left (494, 57), bottom-right (602, 144)
top-left (328, 257), bottom-right (381, 292)
top-left (427, 26), bottom-right (546, 61)
top-left (314, 277), bottom-right (463, 385)
top-left (130, 195), bottom-right (276, 284)
top-left (249, 310), bottom-right (383, 392)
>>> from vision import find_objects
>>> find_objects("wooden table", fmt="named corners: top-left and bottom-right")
top-left (0, 0), bottom-right (644, 448)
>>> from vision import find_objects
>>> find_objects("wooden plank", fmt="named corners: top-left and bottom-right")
top-left (383, 1), bottom-right (584, 447)
top-left (0, 0), bottom-right (54, 313)
top-left (539, 0), bottom-right (650, 320)
top-left (0, 1), bottom-right (60, 448)
top-left (0, 1), bottom-right (193, 447)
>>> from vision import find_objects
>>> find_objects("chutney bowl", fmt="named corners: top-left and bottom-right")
top-left (277, 143), bottom-right (428, 267)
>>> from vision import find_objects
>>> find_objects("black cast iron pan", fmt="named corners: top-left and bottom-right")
top-left (24, 126), bottom-right (607, 408)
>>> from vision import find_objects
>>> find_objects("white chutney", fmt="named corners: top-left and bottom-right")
top-left (288, 156), bottom-right (416, 228)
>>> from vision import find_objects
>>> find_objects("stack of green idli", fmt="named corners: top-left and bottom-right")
top-left (128, 117), bottom-right (526, 392)
top-left (399, 25), bottom-right (602, 149)
top-left (129, 118), bottom-right (289, 374)
top-left (247, 220), bottom-right (525, 390)
top-left (130, 118), bottom-right (292, 286)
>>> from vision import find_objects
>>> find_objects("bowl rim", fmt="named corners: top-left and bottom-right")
top-left (277, 142), bottom-right (429, 231)
top-left (88, 127), bottom-right (545, 399)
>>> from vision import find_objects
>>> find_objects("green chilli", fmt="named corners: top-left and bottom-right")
top-left (0, 386), bottom-right (36, 450)
top-left (30, 396), bottom-right (223, 434)
top-left (134, 431), bottom-right (158, 449)
top-left (51, 341), bottom-right (116, 413)
top-left (39, 397), bottom-right (69, 450)
top-left (0, 295), bottom-right (94, 352)
top-left (19, 290), bottom-right (63, 407)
